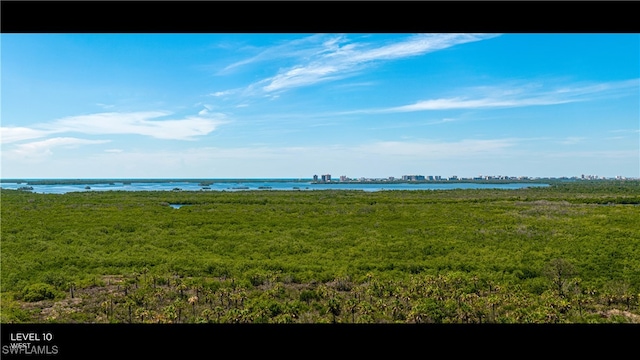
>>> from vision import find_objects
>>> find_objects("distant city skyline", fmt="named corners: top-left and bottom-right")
top-left (311, 173), bottom-right (636, 181)
top-left (1, 34), bottom-right (639, 179)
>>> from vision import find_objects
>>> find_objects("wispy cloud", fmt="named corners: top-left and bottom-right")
top-left (385, 97), bottom-right (571, 112)
top-left (9, 137), bottom-right (110, 158)
top-left (552, 79), bottom-right (640, 97)
top-left (209, 90), bottom-right (237, 97)
top-left (558, 137), bottom-right (587, 145)
top-left (226, 34), bottom-right (499, 96)
top-left (74, 138), bottom-right (518, 174)
top-left (264, 34), bottom-right (498, 93)
top-left (2, 109), bottom-right (227, 143)
top-left (87, 138), bottom-right (519, 163)
top-left (5, 137), bottom-right (635, 178)
top-left (357, 138), bottom-right (517, 157)
top-left (538, 149), bottom-right (639, 159)
top-left (609, 128), bottom-right (640, 134)
top-left (1, 127), bottom-right (52, 144)
top-left (219, 34), bottom-right (340, 74)
top-left (343, 34), bottom-right (494, 63)
top-left (48, 111), bottom-right (225, 140)
top-left (331, 81), bottom-right (377, 90)
top-left (369, 78), bottom-right (640, 113)
top-left (428, 118), bottom-right (458, 125)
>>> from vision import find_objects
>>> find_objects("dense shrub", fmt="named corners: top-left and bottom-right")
top-left (20, 283), bottom-right (58, 302)
top-left (2, 181), bottom-right (639, 322)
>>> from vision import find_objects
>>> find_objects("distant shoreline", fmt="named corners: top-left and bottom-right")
top-left (0, 178), bottom-right (628, 186)
top-left (0, 178), bottom-right (313, 185)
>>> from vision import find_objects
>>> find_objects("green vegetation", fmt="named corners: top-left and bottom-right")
top-left (2, 181), bottom-right (639, 323)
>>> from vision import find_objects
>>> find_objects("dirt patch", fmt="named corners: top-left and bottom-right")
top-left (601, 309), bottom-right (640, 323)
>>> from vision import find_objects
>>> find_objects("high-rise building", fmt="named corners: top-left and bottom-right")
top-left (402, 175), bottom-right (425, 181)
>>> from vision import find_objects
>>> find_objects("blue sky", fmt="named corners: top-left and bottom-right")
top-left (1, 33), bottom-right (639, 179)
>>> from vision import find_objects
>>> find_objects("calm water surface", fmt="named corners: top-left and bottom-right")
top-left (0, 180), bottom-right (550, 194)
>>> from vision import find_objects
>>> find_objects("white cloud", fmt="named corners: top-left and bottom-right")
top-left (93, 138), bottom-right (517, 164)
top-left (220, 34), bottom-right (337, 74)
top-left (553, 78), bottom-right (640, 97)
top-left (9, 137), bottom-right (110, 159)
top-left (429, 118), bottom-right (457, 125)
top-left (5, 137), bottom-right (637, 178)
top-left (48, 111), bottom-right (224, 140)
top-left (263, 64), bottom-right (342, 92)
top-left (345, 34), bottom-right (497, 63)
top-left (386, 97), bottom-right (563, 112)
top-left (235, 34), bottom-right (499, 94)
top-left (7, 110), bottom-right (227, 143)
top-left (210, 90), bottom-right (237, 97)
top-left (372, 78), bottom-right (640, 113)
top-left (1, 127), bottom-right (53, 144)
